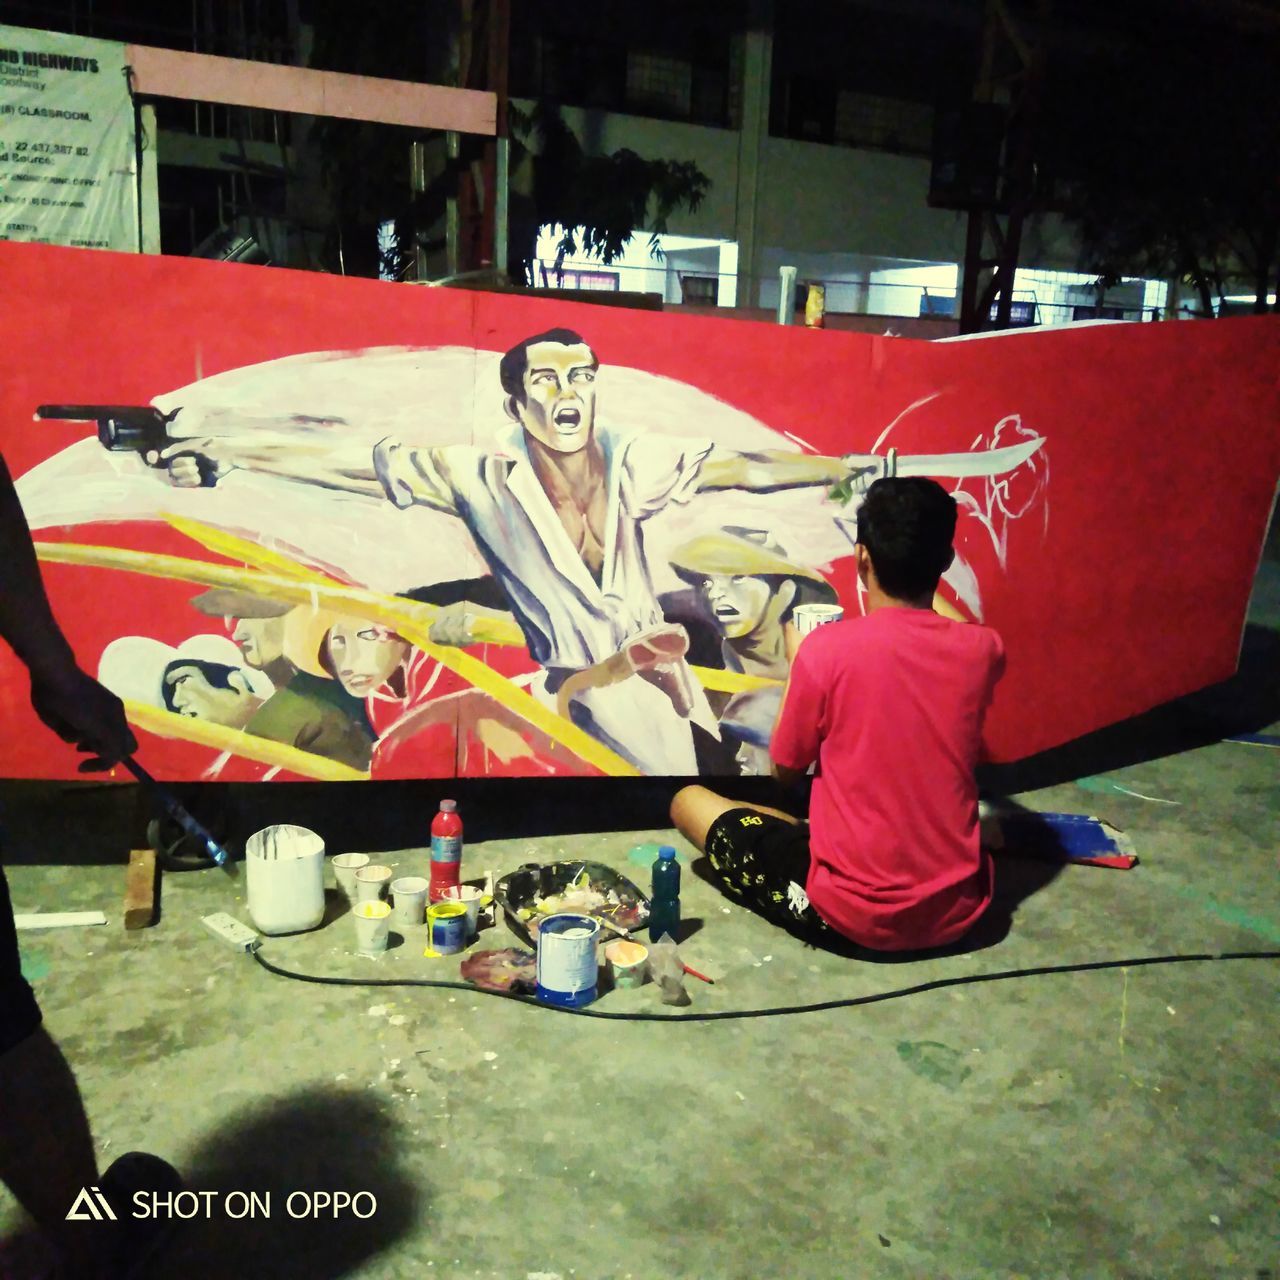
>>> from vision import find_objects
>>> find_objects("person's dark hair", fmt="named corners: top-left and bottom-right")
top-left (855, 477), bottom-right (957, 599)
top-left (499, 329), bottom-right (597, 403)
top-left (161, 658), bottom-right (241, 711)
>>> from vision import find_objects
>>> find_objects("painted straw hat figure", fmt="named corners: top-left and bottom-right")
top-left (99, 619), bottom-right (375, 772)
top-left (669, 527), bottom-right (838, 773)
top-left (190, 590), bottom-right (375, 770)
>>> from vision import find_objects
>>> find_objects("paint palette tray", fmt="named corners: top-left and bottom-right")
top-left (495, 861), bottom-right (650, 949)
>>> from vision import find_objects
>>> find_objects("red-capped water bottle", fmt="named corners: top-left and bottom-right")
top-left (429, 799), bottom-right (463, 903)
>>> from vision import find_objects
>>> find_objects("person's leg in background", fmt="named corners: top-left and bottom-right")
top-left (670, 784), bottom-right (801, 853)
top-left (669, 785), bottom-right (843, 947)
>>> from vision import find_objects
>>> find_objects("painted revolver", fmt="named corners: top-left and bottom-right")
top-left (35, 404), bottom-right (217, 485)
top-left (36, 403), bottom-right (177, 452)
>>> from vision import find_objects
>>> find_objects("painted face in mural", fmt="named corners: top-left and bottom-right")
top-left (231, 614), bottom-right (287, 670)
top-left (163, 661), bottom-right (262, 729)
top-left (326, 622), bottom-right (410, 698)
top-left (699, 573), bottom-right (775, 640)
top-left (506, 340), bottom-right (598, 454)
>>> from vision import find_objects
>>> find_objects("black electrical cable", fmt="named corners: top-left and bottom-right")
top-left (251, 946), bottom-right (1280, 1023)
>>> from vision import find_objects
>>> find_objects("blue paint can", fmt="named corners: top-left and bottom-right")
top-left (536, 913), bottom-right (601, 1008)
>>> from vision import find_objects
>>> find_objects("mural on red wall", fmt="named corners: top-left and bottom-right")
top-left (1, 244), bottom-right (1277, 780)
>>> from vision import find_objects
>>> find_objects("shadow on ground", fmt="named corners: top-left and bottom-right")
top-left (151, 1087), bottom-right (421, 1280)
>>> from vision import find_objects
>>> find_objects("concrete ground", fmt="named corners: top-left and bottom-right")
top-left (2, 543), bottom-right (1278, 1278)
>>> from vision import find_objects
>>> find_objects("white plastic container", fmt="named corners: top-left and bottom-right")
top-left (791, 603), bottom-right (844, 635)
top-left (245, 825), bottom-right (326, 935)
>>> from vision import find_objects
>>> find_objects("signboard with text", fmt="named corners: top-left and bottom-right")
top-left (0, 23), bottom-right (136, 252)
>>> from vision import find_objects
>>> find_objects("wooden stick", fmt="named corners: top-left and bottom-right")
top-left (15, 912), bottom-right (107, 930)
top-left (123, 848), bottom-right (159, 931)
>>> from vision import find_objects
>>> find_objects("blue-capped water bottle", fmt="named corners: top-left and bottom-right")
top-left (648, 845), bottom-right (681, 942)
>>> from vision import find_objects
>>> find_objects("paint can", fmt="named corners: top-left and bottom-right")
top-left (791, 603), bottom-right (844, 635)
top-left (536, 913), bottom-right (601, 1008)
top-left (426, 901), bottom-right (469, 955)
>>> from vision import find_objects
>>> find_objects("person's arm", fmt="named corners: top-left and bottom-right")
top-left (0, 454), bottom-right (136, 770)
top-left (427, 600), bottom-right (519, 647)
top-left (769, 621), bottom-right (820, 784)
top-left (146, 430), bottom-right (385, 497)
top-left (697, 446), bottom-right (881, 494)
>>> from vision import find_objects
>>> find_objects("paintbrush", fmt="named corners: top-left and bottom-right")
top-left (594, 914), bottom-right (634, 941)
top-left (121, 755), bottom-right (237, 878)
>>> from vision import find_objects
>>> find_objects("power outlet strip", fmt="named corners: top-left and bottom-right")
top-left (201, 912), bottom-right (260, 953)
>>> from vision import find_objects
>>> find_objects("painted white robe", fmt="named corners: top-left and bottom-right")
top-left (373, 423), bottom-right (719, 774)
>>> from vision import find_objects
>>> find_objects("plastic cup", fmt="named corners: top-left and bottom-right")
top-left (605, 939), bottom-right (649, 989)
top-left (332, 853), bottom-right (370, 902)
top-left (390, 876), bottom-right (429, 928)
top-left (354, 864), bottom-right (393, 902)
top-left (353, 900), bottom-right (391, 955)
top-left (791, 603), bottom-right (844, 635)
top-left (440, 883), bottom-right (483, 937)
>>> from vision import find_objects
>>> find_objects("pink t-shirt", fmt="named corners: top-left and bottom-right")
top-left (770, 607), bottom-right (1005, 951)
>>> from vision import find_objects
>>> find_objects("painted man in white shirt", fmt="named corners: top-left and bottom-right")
top-left (150, 328), bottom-right (872, 774)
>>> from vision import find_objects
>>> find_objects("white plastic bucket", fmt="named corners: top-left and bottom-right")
top-left (245, 824), bottom-right (326, 935)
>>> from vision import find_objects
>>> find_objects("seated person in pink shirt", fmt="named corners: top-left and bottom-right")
top-left (670, 477), bottom-right (1006, 953)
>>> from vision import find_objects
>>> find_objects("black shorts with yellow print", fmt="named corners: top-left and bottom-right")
top-left (703, 808), bottom-right (837, 944)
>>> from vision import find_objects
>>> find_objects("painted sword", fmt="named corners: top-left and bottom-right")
top-left (840, 435), bottom-right (1045, 494)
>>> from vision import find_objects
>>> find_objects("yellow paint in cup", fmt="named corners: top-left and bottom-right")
top-left (605, 939), bottom-right (648, 989)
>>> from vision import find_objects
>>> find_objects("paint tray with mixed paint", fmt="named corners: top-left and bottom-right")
top-left (495, 861), bottom-right (650, 948)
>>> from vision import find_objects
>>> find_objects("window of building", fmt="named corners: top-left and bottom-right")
top-left (680, 274), bottom-right (718, 305)
top-left (532, 35), bottom-right (624, 109)
top-left (782, 77), bottom-right (836, 143)
top-left (835, 91), bottom-right (933, 155)
top-left (626, 50), bottom-right (693, 118)
top-left (920, 291), bottom-right (957, 318)
top-left (539, 265), bottom-right (620, 292)
top-left (989, 298), bottom-right (1039, 327)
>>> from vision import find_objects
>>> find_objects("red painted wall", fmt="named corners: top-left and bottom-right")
top-left (1, 243), bottom-right (1276, 779)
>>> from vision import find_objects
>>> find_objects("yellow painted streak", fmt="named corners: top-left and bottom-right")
top-left (123, 701), bottom-right (368, 781)
top-left (162, 522), bottom-right (771, 693)
top-left (168, 515), bottom-right (529, 647)
top-left (385, 617), bottom-right (641, 777)
top-left (691, 665), bottom-right (779, 693)
top-left (40, 541), bottom-right (639, 777)
top-left (163, 514), bottom-right (336, 583)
